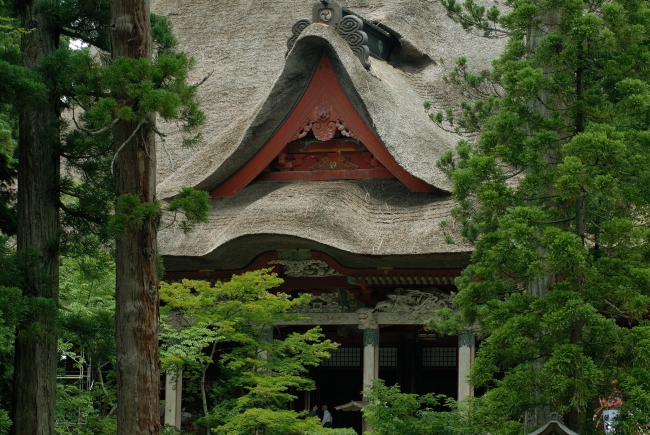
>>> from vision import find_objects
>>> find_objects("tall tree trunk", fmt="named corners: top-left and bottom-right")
top-left (522, 10), bottom-right (561, 431)
top-left (110, 2), bottom-right (159, 434)
top-left (11, 2), bottom-right (60, 435)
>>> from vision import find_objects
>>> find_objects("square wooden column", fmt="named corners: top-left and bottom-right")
top-left (362, 328), bottom-right (379, 396)
top-left (164, 370), bottom-right (182, 428)
top-left (359, 307), bottom-right (379, 434)
top-left (457, 331), bottom-right (475, 402)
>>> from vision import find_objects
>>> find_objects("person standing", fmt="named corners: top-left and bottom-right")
top-left (309, 405), bottom-right (319, 418)
top-left (321, 404), bottom-right (333, 428)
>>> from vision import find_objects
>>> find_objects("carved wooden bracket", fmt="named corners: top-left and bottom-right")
top-left (307, 153), bottom-right (359, 171)
top-left (292, 97), bottom-right (356, 141)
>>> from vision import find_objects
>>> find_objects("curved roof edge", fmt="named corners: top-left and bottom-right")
top-left (157, 23), bottom-right (456, 199)
top-left (158, 179), bottom-right (470, 268)
top-left (163, 234), bottom-right (471, 272)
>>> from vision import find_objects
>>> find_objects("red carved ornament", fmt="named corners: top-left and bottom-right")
top-left (211, 51), bottom-right (436, 197)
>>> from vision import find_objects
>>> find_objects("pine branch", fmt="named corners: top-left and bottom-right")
top-left (59, 27), bottom-right (109, 51)
top-left (72, 105), bottom-right (120, 136)
top-left (58, 200), bottom-right (104, 225)
top-left (150, 122), bottom-right (174, 171)
top-left (193, 71), bottom-right (214, 88)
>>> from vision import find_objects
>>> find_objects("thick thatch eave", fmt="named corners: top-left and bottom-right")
top-left (159, 179), bottom-right (472, 270)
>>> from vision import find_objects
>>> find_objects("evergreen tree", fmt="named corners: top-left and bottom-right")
top-left (13, 1), bottom-right (62, 432)
top-left (1, 0), bottom-right (206, 432)
top-left (108, 1), bottom-right (159, 433)
top-left (430, 0), bottom-right (650, 432)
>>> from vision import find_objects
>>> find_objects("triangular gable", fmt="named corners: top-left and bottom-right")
top-left (210, 51), bottom-right (437, 197)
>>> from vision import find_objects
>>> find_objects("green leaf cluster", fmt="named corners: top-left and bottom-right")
top-left (56, 254), bottom-right (117, 434)
top-left (159, 271), bottom-right (340, 435)
top-left (167, 187), bottom-right (210, 233)
top-left (362, 380), bottom-right (460, 435)
top-left (107, 194), bottom-right (161, 237)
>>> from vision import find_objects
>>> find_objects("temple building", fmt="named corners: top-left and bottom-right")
top-left (153, 0), bottom-right (504, 432)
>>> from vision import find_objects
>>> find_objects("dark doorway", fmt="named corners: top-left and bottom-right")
top-left (317, 368), bottom-right (363, 433)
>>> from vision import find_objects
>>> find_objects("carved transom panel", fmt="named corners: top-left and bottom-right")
top-left (268, 260), bottom-right (343, 277)
top-left (374, 288), bottom-right (453, 313)
top-left (291, 289), bottom-right (364, 313)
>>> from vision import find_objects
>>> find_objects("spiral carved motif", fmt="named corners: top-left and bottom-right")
top-left (286, 18), bottom-right (312, 56)
top-left (336, 16), bottom-right (370, 69)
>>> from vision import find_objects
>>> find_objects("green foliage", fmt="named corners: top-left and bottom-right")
top-left (37, 0), bottom-right (111, 51)
top-left (56, 254), bottom-right (117, 434)
top-left (433, 0), bottom-right (650, 431)
top-left (160, 424), bottom-right (181, 435)
top-left (159, 271), bottom-right (339, 435)
top-left (167, 187), bottom-right (210, 233)
top-left (215, 408), bottom-right (355, 435)
top-left (107, 194), bottom-right (161, 236)
top-left (362, 380), bottom-right (460, 435)
top-left (442, 0), bottom-right (506, 37)
top-left (0, 5), bottom-right (46, 236)
top-left (55, 13), bottom-right (208, 252)
top-left (0, 408), bottom-right (10, 435)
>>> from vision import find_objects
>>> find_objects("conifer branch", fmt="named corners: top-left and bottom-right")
top-left (193, 71), bottom-right (214, 88)
top-left (535, 217), bottom-right (576, 225)
top-left (72, 105), bottom-right (120, 136)
top-left (58, 199), bottom-right (104, 224)
top-left (150, 122), bottom-right (174, 171)
top-left (59, 28), bottom-right (109, 51)
top-left (111, 120), bottom-right (144, 175)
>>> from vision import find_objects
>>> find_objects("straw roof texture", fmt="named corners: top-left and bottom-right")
top-left (151, 0), bottom-right (504, 196)
top-left (160, 179), bottom-right (472, 271)
top-left (151, 0), bottom-right (504, 265)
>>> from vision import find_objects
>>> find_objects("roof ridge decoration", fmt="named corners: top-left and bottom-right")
top-left (286, 0), bottom-right (376, 69)
top-left (210, 52), bottom-right (437, 197)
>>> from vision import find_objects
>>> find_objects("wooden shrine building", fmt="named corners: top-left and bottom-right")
top-left (154, 0), bottom-right (504, 432)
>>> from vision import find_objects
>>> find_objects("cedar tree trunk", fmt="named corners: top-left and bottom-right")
top-left (11, 2), bottom-right (60, 435)
top-left (110, 2), bottom-right (159, 434)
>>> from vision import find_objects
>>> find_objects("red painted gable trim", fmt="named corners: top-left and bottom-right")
top-left (210, 51), bottom-right (437, 197)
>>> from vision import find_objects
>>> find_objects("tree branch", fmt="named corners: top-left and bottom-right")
top-left (58, 200), bottom-right (104, 225)
top-left (150, 122), bottom-right (174, 171)
top-left (72, 106), bottom-right (120, 136)
top-left (535, 216), bottom-right (576, 225)
top-left (111, 120), bottom-right (144, 174)
top-left (193, 71), bottom-right (214, 88)
top-left (59, 27), bottom-right (109, 51)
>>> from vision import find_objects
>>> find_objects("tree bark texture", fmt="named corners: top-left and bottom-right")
top-left (110, 2), bottom-right (159, 434)
top-left (522, 11), bottom-right (561, 431)
top-left (11, 2), bottom-right (60, 435)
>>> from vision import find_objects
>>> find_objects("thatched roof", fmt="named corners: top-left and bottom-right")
top-left (160, 179), bottom-right (472, 271)
top-left (152, 0), bottom-right (504, 266)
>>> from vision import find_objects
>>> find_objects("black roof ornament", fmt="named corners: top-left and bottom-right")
top-left (525, 413), bottom-right (580, 435)
top-left (286, 1), bottom-right (397, 69)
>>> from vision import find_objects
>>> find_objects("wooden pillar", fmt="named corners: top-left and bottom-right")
top-left (362, 327), bottom-right (379, 434)
top-left (457, 331), bottom-right (475, 402)
top-left (164, 370), bottom-right (182, 429)
top-left (362, 328), bottom-right (379, 395)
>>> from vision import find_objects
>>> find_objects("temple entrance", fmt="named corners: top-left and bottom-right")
top-left (317, 367), bottom-right (363, 433)
top-left (284, 325), bottom-right (465, 433)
